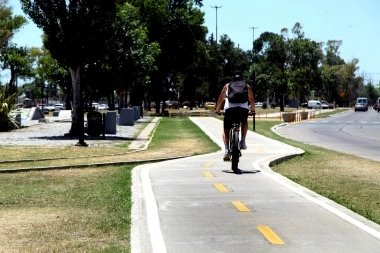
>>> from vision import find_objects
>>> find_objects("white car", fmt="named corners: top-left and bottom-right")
top-left (98, 104), bottom-right (108, 110)
top-left (255, 102), bottom-right (263, 107)
top-left (43, 105), bottom-right (55, 111)
top-left (54, 104), bottom-right (65, 110)
top-left (92, 103), bottom-right (99, 110)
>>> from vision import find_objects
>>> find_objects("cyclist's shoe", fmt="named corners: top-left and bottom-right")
top-left (223, 148), bottom-right (231, 161)
top-left (233, 168), bottom-right (242, 174)
top-left (239, 140), bottom-right (247, 150)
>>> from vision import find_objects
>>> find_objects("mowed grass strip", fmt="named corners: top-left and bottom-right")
top-left (0, 166), bottom-right (133, 252)
top-left (0, 117), bottom-right (219, 170)
top-left (251, 119), bottom-right (380, 225)
top-left (0, 117), bottom-right (220, 252)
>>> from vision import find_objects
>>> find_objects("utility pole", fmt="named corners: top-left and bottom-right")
top-left (248, 27), bottom-right (258, 47)
top-left (211, 6), bottom-right (222, 44)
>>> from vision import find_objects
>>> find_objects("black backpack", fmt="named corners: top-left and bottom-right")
top-left (227, 80), bottom-right (248, 103)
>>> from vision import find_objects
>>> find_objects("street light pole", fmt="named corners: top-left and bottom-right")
top-left (248, 27), bottom-right (258, 47)
top-left (211, 6), bottom-right (222, 44)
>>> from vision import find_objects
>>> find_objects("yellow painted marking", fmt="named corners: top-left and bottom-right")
top-left (203, 162), bottom-right (215, 167)
top-left (215, 184), bottom-right (228, 192)
top-left (203, 172), bottom-right (213, 178)
top-left (257, 225), bottom-right (285, 245)
top-left (232, 201), bottom-right (250, 212)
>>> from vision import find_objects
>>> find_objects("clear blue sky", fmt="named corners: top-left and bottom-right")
top-left (201, 0), bottom-right (380, 83)
top-left (7, 0), bottom-right (380, 84)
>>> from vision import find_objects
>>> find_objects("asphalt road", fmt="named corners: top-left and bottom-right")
top-left (275, 108), bottom-right (380, 162)
top-left (131, 116), bottom-right (380, 253)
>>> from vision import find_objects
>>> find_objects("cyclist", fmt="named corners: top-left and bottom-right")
top-left (215, 70), bottom-right (255, 161)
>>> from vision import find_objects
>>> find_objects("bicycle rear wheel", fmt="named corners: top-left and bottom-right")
top-left (231, 130), bottom-right (239, 172)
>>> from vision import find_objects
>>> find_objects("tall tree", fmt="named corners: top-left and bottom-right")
top-left (20, 0), bottom-right (125, 140)
top-left (286, 24), bottom-right (323, 103)
top-left (31, 46), bottom-right (71, 108)
top-left (1, 44), bottom-right (34, 94)
top-left (130, 0), bottom-right (207, 113)
top-left (0, 1), bottom-right (28, 94)
top-left (255, 31), bottom-right (288, 111)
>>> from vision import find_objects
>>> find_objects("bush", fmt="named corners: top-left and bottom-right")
top-left (270, 102), bottom-right (277, 109)
top-left (0, 86), bottom-right (18, 132)
top-left (262, 102), bottom-right (267, 109)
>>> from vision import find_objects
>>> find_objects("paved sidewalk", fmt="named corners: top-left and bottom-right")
top-left (129, 117), bottom-right (161, 150)
top-left (1, 113), bottom-right (156, 147)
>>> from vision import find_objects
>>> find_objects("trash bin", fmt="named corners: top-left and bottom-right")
top-left (87, 111), bottom-right (103, 136)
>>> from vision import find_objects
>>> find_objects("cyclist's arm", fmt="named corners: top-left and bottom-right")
top-left (247, 84), bottom-right (255, 113)
top-left (216, 84), bottom-right (228, 113)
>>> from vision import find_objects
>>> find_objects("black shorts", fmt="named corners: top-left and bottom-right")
top-left (224, 107), bottom-right (249, 130)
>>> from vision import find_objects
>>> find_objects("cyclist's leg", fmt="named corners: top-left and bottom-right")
top-left (238, 107), bottom-right (249, 149)
top-left (223, 108), bottom-right (233, 160)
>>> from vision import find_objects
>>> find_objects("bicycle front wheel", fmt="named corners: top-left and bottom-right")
top-left (231, 130), bottom-right (239, 172)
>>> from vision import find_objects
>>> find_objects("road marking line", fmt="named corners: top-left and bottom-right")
top-left (215, 183), bottom-right (228, 192)
top-left (203, 162), bottom-right (215, 167)
top-left (203, 172), bottom-right (213, 178)
top-left (232, 201), bottom-right (250, 212)
top-left (257, 225), bottom-right (285, 245)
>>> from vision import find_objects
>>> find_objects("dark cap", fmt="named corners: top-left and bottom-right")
top-left (233, 70), bottom-right (243, 78)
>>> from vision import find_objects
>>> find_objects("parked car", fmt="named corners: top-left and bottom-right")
top-left (354, 97), bottom-right (368, 112)
top-left (321, 102), bottom-right (329, 109)
top-left (321, 100), bottom-right (335, 109)
top-left (204, 102), bottom-right (216, 110)
top-left (92, 103), bottom-right (99, 110)
top-left (54, 103), bottom-right (65, 110)
top-left (43, 104), bottom-right (56, 111)
top-left (300, 103), bottom-right (308, 108)
top-left (98, 104), bottom-right (108, 110)
top-left (37, 104), bottom-right (46, 110)
top-left (375, 97), bottom-right (380, 112)
top-left (255, 102), bottom-right (263, 107)
top-left (307, 100), bottom-right (323, 109)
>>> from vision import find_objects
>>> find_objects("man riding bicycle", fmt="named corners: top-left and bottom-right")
top-left (215, 70), bottom-right (255, 161)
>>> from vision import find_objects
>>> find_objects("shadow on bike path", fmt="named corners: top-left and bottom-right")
top-left (131, 117), bottom-right (380, 253)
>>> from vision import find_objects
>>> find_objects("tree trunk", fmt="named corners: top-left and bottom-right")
top-left (65, 84), bottom-right (72, 110)
top-left (280, 93), bottom-right (284, 112)
top-left (69, 66), bottom-right (81, 135)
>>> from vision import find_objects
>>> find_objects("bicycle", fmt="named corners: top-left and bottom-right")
top-left (218, 111), bottom-right (255, 174)
top-left (229, 118), bottom-right (241, 174)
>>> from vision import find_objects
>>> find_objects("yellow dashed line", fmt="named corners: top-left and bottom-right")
top-left (203, 172), bottom-right (213, 178)
top-left (203, 162), bottom-right (215, 167)
top-left (232, 201), bottom-right (250, 212)
top-left (215, 184), bottom-right (228, 192)
top-left (257, 225), bottom-right (285, 245)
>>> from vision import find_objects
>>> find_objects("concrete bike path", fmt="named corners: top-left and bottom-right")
top-left (131, 117), bottom-right (380, 253)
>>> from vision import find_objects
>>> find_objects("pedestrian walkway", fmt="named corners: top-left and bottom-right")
top-left (128, 117), bottom-right (161, 150)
